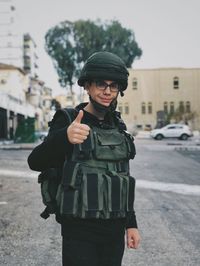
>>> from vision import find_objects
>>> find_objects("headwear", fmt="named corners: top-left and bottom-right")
top-left (78, 51), bottom-right (129, 92)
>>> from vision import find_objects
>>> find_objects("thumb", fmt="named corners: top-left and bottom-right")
top-left (74, 110), bottom-right (84, 124)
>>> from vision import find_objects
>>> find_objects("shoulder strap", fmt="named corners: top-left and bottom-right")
top-left (113, 111), bottom-right (127, 131)
top-left (61, 107), bottom-right (76, 124)
top-left (48, 107), bottom-right (76, 128)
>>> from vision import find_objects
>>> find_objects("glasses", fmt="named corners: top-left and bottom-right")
top-left (94, 80), bottom-right (120, 92)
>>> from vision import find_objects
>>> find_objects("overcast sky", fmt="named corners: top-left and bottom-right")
top-left (15, 0), bottom-right (200, 95)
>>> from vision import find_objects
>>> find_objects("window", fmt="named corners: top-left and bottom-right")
top-left (173, 77), bottom-right (179, 89)
top-left (124, 103), bottom-right (129, 114)
top-left (186, 101), bottom-right (191, 113)
top-left (141, 102), bottom-right (146, 114)
top-left (0, 79), bottom-right (7, 84)
top-left (132, 78), bottom-right (138, 90)
top-left (148, 102), bottom-right (152, 114)
top-left (118, 104), bottom-right (123, 114)
top-left (164, 102), bottom-right (168, 113)
top-left (170, 102), bottom-right (174, 114)
top-left (179, 101), bottom-right (184, 112)
top-left (136, 125), bottom-right (143, 129)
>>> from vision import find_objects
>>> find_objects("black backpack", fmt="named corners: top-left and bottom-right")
top-left (38, 108), bottom-right (76, 220)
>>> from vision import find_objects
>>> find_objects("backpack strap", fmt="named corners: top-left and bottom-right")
top-left (48, 107), bottom-right (76, 128)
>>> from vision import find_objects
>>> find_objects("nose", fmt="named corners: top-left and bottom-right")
top-left (103, 86), bottom-right (111, 94)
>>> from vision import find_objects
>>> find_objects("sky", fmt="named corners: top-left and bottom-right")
top-left (14, 0), bottom-right (200, 95)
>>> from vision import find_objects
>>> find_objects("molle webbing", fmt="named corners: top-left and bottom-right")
top-left (59, 124), bottom-right (136, 219)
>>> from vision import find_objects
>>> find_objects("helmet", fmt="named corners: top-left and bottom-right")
top-left (77, 51), bottom-right (129, 91)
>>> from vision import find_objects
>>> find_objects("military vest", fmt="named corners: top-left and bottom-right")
top-left (57, 122), bottom-right (136, 219)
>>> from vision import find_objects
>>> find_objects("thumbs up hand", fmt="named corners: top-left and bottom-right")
top-left (67, 110), bottom-right (90, 144)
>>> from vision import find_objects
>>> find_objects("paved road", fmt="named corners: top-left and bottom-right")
top-left (0, 139), bottom-right (200, 265)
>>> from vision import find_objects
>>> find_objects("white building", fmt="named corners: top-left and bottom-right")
top-left (0, 63), bottom-right (35, 139)
top-left (0, 0), bottom-right (23, 68)
top-left (23, 33), bottom-right (39, 78)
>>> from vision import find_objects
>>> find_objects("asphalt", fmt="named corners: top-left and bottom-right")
top-left (0, 130), bottom-right (200, 151)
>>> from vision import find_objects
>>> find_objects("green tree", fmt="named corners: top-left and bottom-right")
top-left (45, 19), bottom-right (142, 91)
top-left (45, 21), bottom-right (76, 93)
top-left (103, 20), bottom-right (142, 67)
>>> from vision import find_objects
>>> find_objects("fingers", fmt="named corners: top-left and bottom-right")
top-left (67, 110), bottom-right (90, 144)
top-left (126, 228), bottom-right (141, 249)
top-left (74, 110), bottom-right (84, 124)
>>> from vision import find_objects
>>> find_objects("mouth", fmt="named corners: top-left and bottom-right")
top-left (99, 97), bottom-right (112, 104)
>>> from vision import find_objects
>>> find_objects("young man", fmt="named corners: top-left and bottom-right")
top-left (28, 51), bottom-right (141, 266)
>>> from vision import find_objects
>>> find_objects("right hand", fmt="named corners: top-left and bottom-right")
top-left (67, 110), bottom-right (90, 144)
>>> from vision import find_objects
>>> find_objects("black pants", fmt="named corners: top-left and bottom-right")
top-left (62, 236), bottom-right (125, 266)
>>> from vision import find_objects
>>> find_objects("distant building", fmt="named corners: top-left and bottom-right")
top-left (0, 0), bottom-right (23, 68)
top-left (23, 33), bottom-right (39, 78)
top-left (0, 1), bottom-right (39, 76)
top-left (118, 68), bottom-right (200, 132)
top-left (0, 63), bottom-right (35, 139)
top-left (55, 91), bottom-right (79, 108)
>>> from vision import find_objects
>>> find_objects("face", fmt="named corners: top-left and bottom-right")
top-left (86, 80), bottom-right (119, 107)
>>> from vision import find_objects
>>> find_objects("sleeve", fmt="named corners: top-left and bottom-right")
top-left (27, 112), bottom-right (73, 172)
top-left (125, 211), bottom-right (138, 229)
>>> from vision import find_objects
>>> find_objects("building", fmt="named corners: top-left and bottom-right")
top-left (0, 63), bottom-right (35, 139)
top-left (55, 91), bottom-right (80, 109)
top-left (0, 0), bottom-right (23, 68)
top-left (118, 68), bottom-right (200, 132)
top-left (23, 33), bottom-right (39, 78)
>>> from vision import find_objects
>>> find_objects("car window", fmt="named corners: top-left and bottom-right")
top-left (167, 126), bottom-right (176, 129)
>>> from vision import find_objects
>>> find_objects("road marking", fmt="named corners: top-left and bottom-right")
top-left (137, 179), bottom-right (200, 196)
top-left (0, 201), bottom-right (7, 205)
top-left (0, 169), bottom-right (38, 179)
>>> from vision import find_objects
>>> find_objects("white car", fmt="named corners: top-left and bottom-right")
top-left (150, 124), bottom-right (193, 140)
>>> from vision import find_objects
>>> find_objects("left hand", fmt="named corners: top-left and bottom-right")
top-left (126, 228), bottom-right (141, 249)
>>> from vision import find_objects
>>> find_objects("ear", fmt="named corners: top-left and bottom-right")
top-left (85, 82), bottom-right (90, 94)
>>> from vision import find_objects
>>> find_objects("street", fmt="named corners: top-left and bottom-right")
top-left (0, 139), bottom-right (200, 266)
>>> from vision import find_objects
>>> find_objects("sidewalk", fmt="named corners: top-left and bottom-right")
top-left (0, 140), bottom-right (38, 150)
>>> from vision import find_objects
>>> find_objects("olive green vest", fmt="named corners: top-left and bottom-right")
top-left (57, 125), bottom-right (136, 219)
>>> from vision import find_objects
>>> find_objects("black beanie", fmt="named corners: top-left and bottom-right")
top-left (77, 51), bottom-right (129, 91)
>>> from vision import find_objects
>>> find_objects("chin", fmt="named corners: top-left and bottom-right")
top-left (99, 101), bottom-right (111, 106)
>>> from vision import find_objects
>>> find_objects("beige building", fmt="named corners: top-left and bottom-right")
top-left (118, 68), bottom-right (200, 132)
top-left (0, 63), bottom-right (35, 139)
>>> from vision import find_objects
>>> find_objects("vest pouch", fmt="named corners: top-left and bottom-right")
top-left (80, 172), bottom-right (104, 218)
top-left (93, 130), bottom-right (128, 161)
top-left (126, 175), bottom-right (135, 211)
top-left (59, 161), bottom-right (82, 216)
top-left (104, 172), bottom-right (135, 214)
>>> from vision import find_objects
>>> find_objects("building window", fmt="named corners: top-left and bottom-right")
top-left (118, 104), bottom-right (123, 114)
top-left (164, 102), bottom-right (168, 113)
top-left (186, 101), bottom-right (191, 113)
top-left (170, 102), bottom-right (174, 114)
top-left (173, 77), bottom-right (179, 89)
top-left (179, 101), bottom-right (184, 112)
top-left (148, 102), bottom-right (152, 114)
top-left (124, 103), bottom-right (129, 114)
top-left (0, 79), bottom-right (7, 84)
top-left (141, 102), bottom-right (146, 114)
top-left (136, 125), bottom-right (143, 129)
top-left (132, 78), bottom-right (138, 90)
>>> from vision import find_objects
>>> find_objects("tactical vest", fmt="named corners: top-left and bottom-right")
top-left (57, 123), bottom-right (136, 219)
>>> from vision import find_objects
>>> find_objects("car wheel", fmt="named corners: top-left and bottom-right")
top-left (155, 134), bottom-right (163, 140)
top-left (180, 134), bottom-right (188, 140)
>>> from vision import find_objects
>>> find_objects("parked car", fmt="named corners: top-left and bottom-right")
top-left (150, 124), bottom-right (193, 140)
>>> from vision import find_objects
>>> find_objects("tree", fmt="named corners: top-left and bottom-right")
top-left (45, 19), bottom-right (142, 91)
top-left (45, 21), bottom-right (76, 93)
top-left (103, 20), bottom-right (142, 67)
